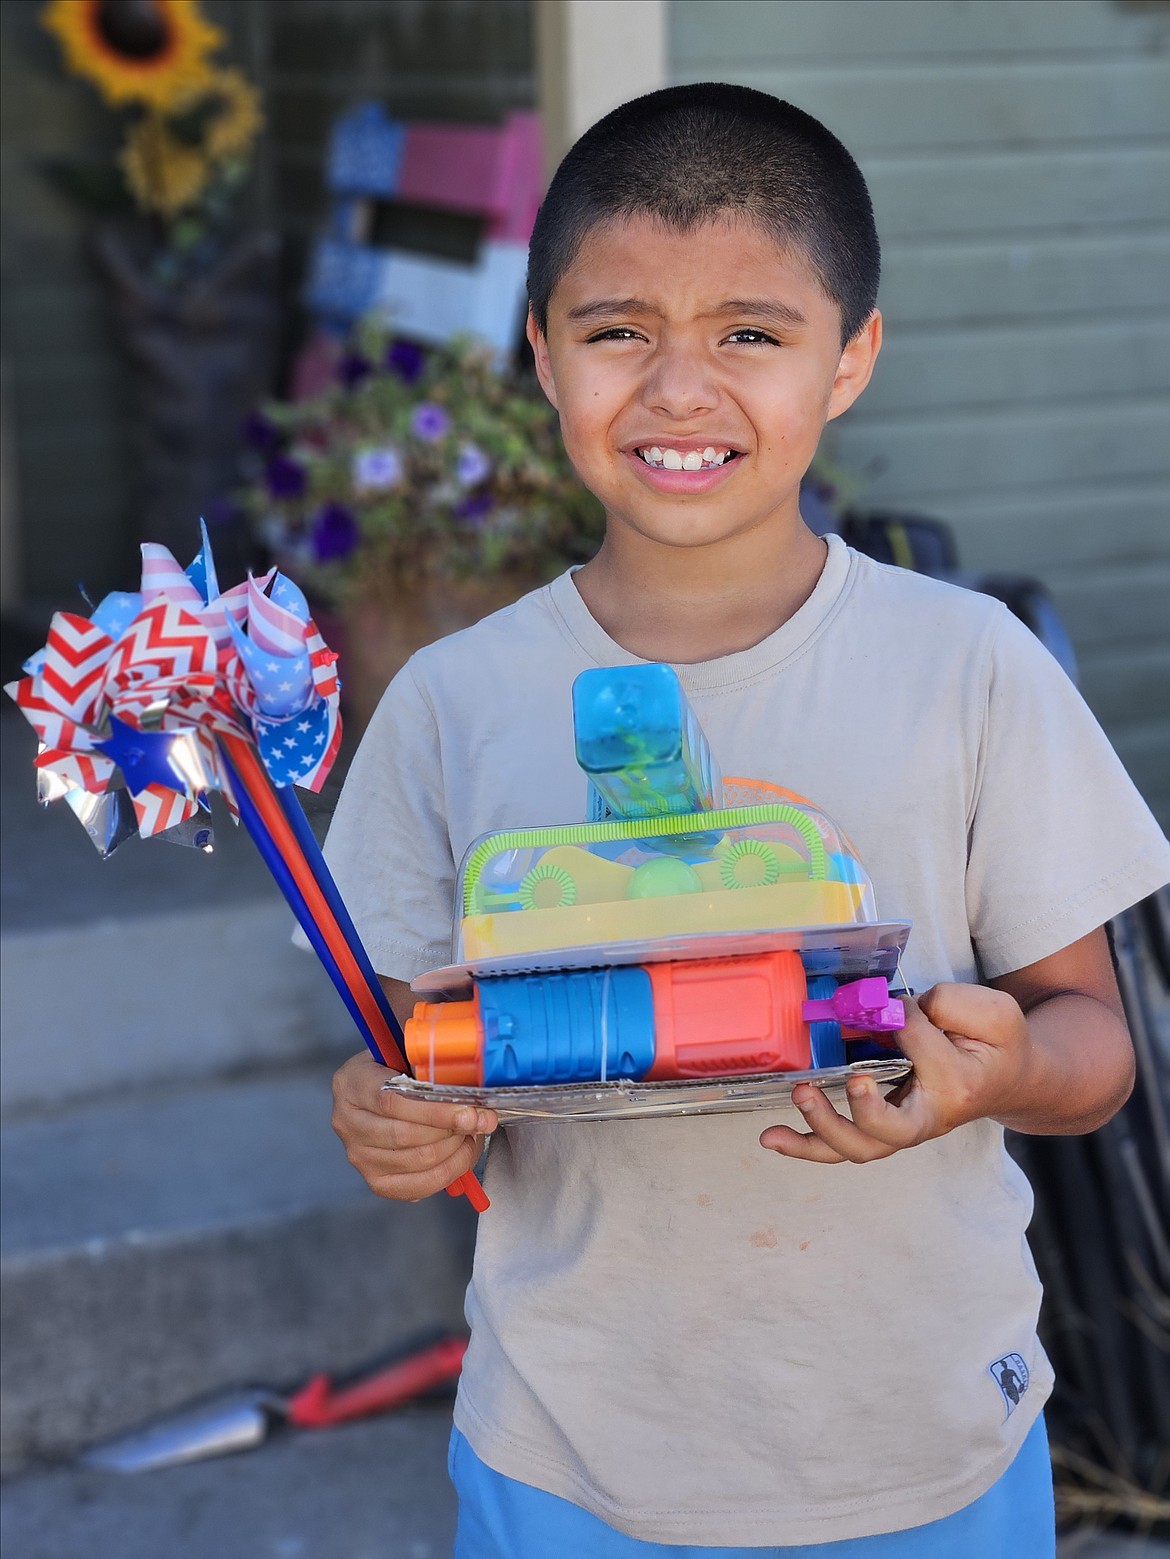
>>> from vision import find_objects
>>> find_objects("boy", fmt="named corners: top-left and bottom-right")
top-left (328, 85), bottom-right (1170, 1555)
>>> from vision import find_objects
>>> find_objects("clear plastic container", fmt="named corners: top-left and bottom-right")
top-left (455, 802), bottom-right (877, 964)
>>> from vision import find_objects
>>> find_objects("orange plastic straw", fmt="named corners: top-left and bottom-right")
top-left (220, 733), bottom-right (488, 1212)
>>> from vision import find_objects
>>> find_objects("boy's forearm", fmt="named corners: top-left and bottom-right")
top-left (992, 987), bottom-right (1134, 1137)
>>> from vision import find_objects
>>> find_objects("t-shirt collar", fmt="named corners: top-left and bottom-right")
top-left (546, 534), bottom-right (855, 692)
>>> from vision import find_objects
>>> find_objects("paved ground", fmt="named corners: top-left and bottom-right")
top-left (0, 1406), bottom-right (458, 1559)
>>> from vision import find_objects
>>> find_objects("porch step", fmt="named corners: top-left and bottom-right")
top-left (0, 1065), bottom-right (476, 1470)
top-left (0, 899), bottom-right (356, 1115)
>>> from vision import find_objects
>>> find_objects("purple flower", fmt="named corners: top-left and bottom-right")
top-left (411, 402), bottom-right (451, 442)
top-left (455, 443), bottom-right (492, 488)
top-left (352, 446), bottom-right (402, 492)
top-left (265, 454), bottom-right (307, 499)
top-left (385, 339), bottom-right (425, 384)
top-left (204, 497), bottom-right (238, 528)
top-left (453, 490), bottom-right (495, 526)
top-left (337, 351), bottom-right (372, 388)
top-left (310, 502), bottom-right (361, 562)
top-left (242, 410), bottom-right (282, 454)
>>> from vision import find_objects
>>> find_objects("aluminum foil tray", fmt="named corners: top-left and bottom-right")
top-left (381, 1057), bottom-right (912, 1124)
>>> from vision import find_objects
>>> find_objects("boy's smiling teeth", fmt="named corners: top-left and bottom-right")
top-left (636, 446), bottom-right (736, 470)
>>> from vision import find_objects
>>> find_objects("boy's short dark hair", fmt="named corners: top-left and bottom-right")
top-left (528, 83), bottom-right (880, 347)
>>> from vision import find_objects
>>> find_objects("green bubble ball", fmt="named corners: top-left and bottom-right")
top-left (627, 858), bottom-right (704, 899)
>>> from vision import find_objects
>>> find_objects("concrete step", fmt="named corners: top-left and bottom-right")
top-left (0, 1065), bottom-right (476, 1470)
top-left (0, 899), bottom-right (357, 1115)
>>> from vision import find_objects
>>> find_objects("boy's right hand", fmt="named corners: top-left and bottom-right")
top-left (331, 1052), bottom-right (497, 1202)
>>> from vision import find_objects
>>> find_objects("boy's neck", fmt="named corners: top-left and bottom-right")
top-left (572, 521), bottom-right (830, 665)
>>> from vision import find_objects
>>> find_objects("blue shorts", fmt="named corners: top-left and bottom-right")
top-left (449, 1415), bottom-right (1054, 1557)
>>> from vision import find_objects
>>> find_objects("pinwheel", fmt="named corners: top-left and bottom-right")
top-left (5, 525), bottom-right (488, 1212)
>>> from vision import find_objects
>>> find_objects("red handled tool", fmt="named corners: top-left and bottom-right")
top-left (286, 1335), bottom-right (468, 1427)
top-left (80, 1335), bottom-right (468, 1472)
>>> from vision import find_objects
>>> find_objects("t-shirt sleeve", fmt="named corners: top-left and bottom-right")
top-left (319, 658), bottom-right (458, 982)
top-left (966, 604), bottom-right (1170, 978)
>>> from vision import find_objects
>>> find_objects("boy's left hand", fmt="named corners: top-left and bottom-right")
top-left (760, 983), bottom-right (1028, 1163)
top-left (759, 928), bottom-right (1134, 1162)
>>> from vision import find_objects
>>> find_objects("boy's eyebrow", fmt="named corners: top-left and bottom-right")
top-left (564, 297), bottom-right (808, 327)
top-left (713, 299), bottom-right (807, 327)
top-left (565, 297), bottom-right (655, 322)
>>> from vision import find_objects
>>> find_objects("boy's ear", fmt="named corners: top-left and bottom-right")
top-left (826, 310), bottom-right (882, 423)
top-left (526, 308), bottom-right (559, 409)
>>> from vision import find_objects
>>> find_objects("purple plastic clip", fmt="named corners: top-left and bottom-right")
top-left (801, 977), bottom-right (905, 1033)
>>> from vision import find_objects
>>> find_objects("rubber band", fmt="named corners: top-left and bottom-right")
top-left (895, 953), bottom-right (912, 998)
top-left (599, 966), bottom-right (612, 1084)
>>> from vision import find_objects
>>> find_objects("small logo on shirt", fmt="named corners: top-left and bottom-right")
top-left (989, 1353), bottom-right (1030, 1417)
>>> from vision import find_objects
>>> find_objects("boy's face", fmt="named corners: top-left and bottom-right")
top-left (528, 213), bottom-right (879, 557)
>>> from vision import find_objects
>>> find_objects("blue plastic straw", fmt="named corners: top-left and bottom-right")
top-left (218, 745), bottom-right (385, 1064)
top-left (275, 782), bottom-right (410, 1063)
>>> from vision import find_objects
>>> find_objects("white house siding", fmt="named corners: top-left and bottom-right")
top-left (671, 0), bottom-right (1170, 828)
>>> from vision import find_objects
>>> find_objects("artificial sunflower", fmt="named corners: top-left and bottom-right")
top-left (119, 111), bottom-right (212, 217)
top-left (202, 67), bottom-right (264, 165)
top-left (42, 0), bottom-right (223, 112)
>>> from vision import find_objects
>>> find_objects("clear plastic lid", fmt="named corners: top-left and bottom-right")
top-left (454, 799), bottom-right (877, 965)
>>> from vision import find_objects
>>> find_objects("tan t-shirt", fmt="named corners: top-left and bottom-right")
top-left (323, 538), bottom-right (1170, 1545)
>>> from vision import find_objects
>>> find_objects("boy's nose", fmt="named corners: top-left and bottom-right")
top-left (641, 344), bottom-right (720, 419)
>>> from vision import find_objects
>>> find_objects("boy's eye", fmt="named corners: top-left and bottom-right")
top-left (586, 327), bottom-right (644, 343)
top-left (724, 328), bottom-right (780, 346)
